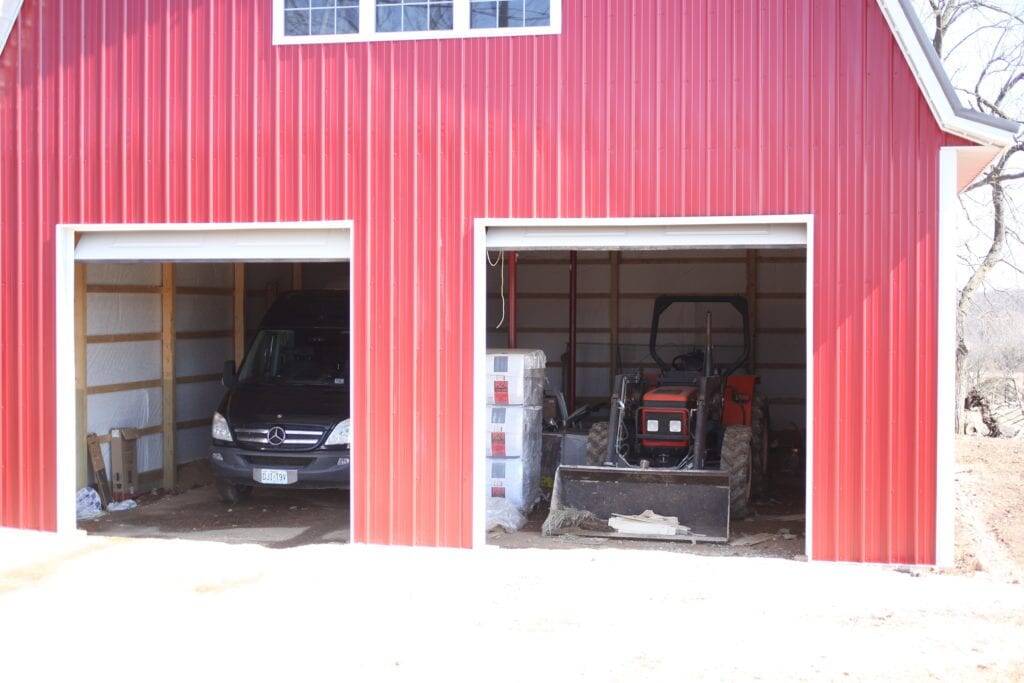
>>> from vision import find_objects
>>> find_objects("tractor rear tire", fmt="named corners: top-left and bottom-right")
top-left (751, 393), bottom-right (770, 496)
top-left (720, 424), bottom-right (753, 517)
top-left (585, 421), bottom-right (610, 466)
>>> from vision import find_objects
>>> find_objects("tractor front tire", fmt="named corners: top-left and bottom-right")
top-left (585, 421), bottom-right (610, 465)
top-left (720, 424), bottom-right (753, 517)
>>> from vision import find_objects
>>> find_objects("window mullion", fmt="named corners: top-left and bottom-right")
top-left (359, 0), bottom-right (375, 37)
top-left (453, 0), bottom-right (470, 33)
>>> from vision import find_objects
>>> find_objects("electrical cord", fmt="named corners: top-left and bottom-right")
top-left (486, 250), bottom-right (506, 329)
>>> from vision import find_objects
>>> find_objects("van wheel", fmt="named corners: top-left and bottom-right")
top-left (216, 479), bottom-right (253, 504)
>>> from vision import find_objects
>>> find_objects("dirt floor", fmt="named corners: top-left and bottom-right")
top-left (491, 461), bottom-right (808, 558)
top-left (490, 492), bottom-right (806, 558)
top-left (79, 485), bottom-right (349, 548)
top-left (81, 466), bottom-right (805, 557)
top-left (953, 436), bottom-right (1024, 582)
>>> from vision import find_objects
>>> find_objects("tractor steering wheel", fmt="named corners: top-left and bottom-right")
top-left (671, 350), bottom-right (704, 372)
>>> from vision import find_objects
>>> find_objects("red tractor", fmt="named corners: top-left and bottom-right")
top-left (546, 295), bottom-right (768, 541)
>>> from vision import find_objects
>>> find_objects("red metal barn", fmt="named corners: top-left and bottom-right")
top-left (0, 0), bottom-right (1016, 563)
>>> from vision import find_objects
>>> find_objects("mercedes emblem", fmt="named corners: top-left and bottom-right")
top-left (268, 426), bottom-right (287, 446)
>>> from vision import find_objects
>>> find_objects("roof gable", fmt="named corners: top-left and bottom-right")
top-left (0, 0), bottom-right (20, 59)
top-left (876, 0), bottom-right (1019, 146)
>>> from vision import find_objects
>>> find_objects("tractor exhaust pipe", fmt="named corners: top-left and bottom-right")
top-left (703, 310), bottom-right (713, 376)
top-left (692, 312), bottom-right (713, 469)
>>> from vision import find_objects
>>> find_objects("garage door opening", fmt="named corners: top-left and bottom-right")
top-left (55, 223), bottom-right (353, 547)
top-left (473, 217), bottom-right (812, 558)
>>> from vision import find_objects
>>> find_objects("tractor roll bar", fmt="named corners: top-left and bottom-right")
top-left (648, 295), bottom-right (751, 377)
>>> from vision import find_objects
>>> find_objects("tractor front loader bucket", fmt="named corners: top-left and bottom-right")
top-left (543, 465), bottom-right (731, 542)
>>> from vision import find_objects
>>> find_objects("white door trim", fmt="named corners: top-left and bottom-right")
top-left (472, 215), bottom-right (815, 555)
top-left (55, 220), bottom-right (354, 534)
top-left (935, 148), bottom-right (965, 567)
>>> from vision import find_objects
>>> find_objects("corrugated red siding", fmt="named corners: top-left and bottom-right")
top-left (0, 0), bottom-right (965, 562)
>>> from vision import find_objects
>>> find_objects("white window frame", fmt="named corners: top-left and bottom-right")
top-left (272, 0), bottom-right (562, 45)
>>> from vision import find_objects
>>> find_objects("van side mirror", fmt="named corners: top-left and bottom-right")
top-left (222, 360), bottom-right (238, 388)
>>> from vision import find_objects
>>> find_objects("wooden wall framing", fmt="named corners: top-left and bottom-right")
top-left (77, 263), bottom-right (251, 495)
top-left (486, 248), bottom-right (808, 427)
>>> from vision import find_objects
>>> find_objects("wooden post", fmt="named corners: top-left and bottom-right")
top-left (233, 263), bottom-right (245, 363)
top-left (568, 251), bottom-right (578, 412)
top-left (161, 263), bottom-right (176, 491)
top-left (507, 252), bottom-right (518, 348)
top-left (745, 250), bottom-right (758, 374)
top-left (609, 252), bottom-right (620, 390)
top-left (74, 263), bottom-right (88, 490)
top-left (292, 263), bottom-right (302, 290)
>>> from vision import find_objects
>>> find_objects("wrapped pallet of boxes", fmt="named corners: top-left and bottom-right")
top-left (486, 348), bottom-right (546, 406)
top-left (486, 349), bottom-right (545, 515)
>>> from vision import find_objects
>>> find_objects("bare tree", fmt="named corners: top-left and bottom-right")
top-left (922, 0), bottom-right (1024, 431)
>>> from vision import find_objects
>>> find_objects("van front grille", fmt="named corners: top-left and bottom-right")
top-left (233, 425), bottom-right (327, 452)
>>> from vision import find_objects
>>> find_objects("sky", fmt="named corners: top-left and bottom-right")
top-left (914, 0), bottom-right (1024, 291)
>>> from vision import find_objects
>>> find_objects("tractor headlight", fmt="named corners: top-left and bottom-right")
top-left (669, 420), bottom-right (683, 433)
top-left (646, 419), bottom-right (659, 432)
top-left (211, 412), bottom-right (232, 442)
top-left (325, 418), bottom-right (352, 447)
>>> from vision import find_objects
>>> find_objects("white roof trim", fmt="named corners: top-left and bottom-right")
top-left (0, 0), bottom-right (22, 57)
top-left (876, 0), bottom-right (1020, 147)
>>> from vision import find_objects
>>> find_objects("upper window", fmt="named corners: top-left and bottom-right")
top-left (377, 1), bottom-right (454, 33)
top-left (274, 0), bottom-right (560, 44)
top-left (470, 1), bottom-right (550, 29)
top-left (284, 0), bottom-right (360, 36)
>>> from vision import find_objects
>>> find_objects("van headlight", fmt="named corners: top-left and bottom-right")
top-left (325, 418), bottom-right (351, 447)
top-left (211, 412), bottom-right (233, 442)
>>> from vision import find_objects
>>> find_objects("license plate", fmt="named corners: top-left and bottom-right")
top-left (258, 469), bottom-right (290, 485)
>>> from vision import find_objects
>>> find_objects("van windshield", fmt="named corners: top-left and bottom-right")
top-left (238, 329), bottom-right (349, 387)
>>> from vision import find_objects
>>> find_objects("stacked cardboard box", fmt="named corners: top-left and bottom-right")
top-left (485, 349), bottom-right (545, 513)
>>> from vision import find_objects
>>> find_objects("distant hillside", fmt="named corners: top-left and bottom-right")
top-left (964, 289), bottom-right (1024, 352)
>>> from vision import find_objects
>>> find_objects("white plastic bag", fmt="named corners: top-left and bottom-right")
top-left (486, 496), bottom-right (526, 532)
top-left (106, 499), bottom-right (138, 512)
top-left (76, 487), bottom-right (105, 520)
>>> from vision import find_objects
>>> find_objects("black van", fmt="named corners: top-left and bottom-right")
top-left (209, 290), bottom-right (350, 503)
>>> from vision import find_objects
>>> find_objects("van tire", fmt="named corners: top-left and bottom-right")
top-left (216, 479), bottom-right (253, 504)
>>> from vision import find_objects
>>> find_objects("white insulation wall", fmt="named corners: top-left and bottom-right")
top-left (485, 249), bottom-right (807, 429)
top-left (86, 263), bottom-right (163, 476)
top-left (175, 264), bottom-right (234, 464)
top-left (85, 263), bottom-right (233, 476)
